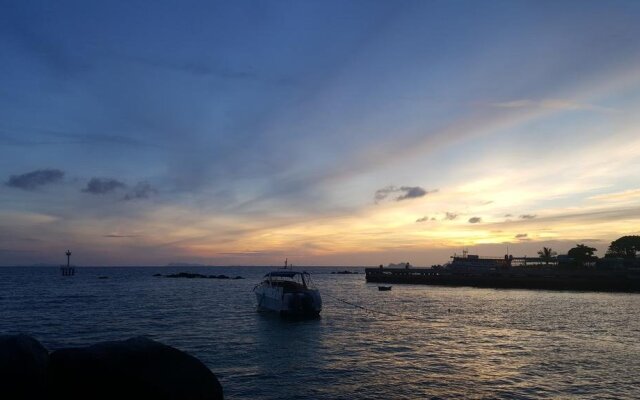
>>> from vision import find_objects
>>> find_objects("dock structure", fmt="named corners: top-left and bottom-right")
top-left (365, 255), bottom-right (640, 292)
top-left (60, 249), bottom-right (75, 276)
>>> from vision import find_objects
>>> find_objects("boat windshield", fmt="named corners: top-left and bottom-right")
top-left (263, 271), bottom-right (314, 289)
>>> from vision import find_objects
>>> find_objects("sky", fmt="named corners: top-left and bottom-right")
top-left (1, 0), bottom-right (640, 266)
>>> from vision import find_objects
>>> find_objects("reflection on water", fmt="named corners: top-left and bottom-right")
top-left (1, 266), bottom-right (639, 399)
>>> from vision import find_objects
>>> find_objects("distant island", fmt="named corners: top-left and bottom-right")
top-left (165, 262), bottom-right (207, 267)
top-left (156, 272), bottom-right (244, 279)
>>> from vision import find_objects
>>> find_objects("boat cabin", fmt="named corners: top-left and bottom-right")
top-left (262, 271), bottom-right (312, 292)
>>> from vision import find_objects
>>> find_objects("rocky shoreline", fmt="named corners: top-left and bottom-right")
top-left (0, 334), bottom-right (223, 399)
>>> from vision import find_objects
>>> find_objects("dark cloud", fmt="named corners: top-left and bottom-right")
top-left (398, 186), bottom-right (428, 201)
top-left (375, 185), bottom-right (432, 203)
top-left (504, 214), bottom-right (513, 218)
top-left (515, 233), bottom-right (531, 241)
top-left (123, 182), bottom-right (157, 201)
top-left (444, 212), bottom-right (458, 220)
top-left (83, 178), bottom-right (126, 195)
top-left (6, 169), bottom-right (64, 190)
top-left (519, 214), bottom-right (537, 219)
top-left (416, 216), bottom-right (429, 223)
top-left (468, 217), bottom-right (482, 223)
top-left (374, 186), bottom-right (395, 202)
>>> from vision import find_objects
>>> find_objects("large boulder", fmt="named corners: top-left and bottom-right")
top-left (0, 334), bottom-right (50, 399)
top-left (49, 336), bottom-right (223, 400)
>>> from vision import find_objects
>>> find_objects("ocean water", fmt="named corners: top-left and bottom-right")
top-left (1, 266), bottom-right (639, 399)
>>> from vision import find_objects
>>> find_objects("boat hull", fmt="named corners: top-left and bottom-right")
top-left (254, 285), bottom-right (322, 317)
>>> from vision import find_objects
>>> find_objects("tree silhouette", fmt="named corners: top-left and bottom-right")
top-left (567, 244), bottom-right (597, 267)
top-left (537, 247), bottom-right (557, 265)
top-left (606, 235), bottom-right (640, 258)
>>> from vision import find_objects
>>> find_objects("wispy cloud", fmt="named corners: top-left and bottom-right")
top-left (0, 125), bottom-right (158, 151)
top-left (515, 233), bottom-right (528, 239)
top-left (123, 182), bottom-right (157, 201)
top-left (416, 216), bottom-right (429, 223)
top-left (5, 169), bottom-right (64, 190)
top-left (374, 185), bottom-right (432, 203)
top-left (488, 206), bottom-right (640, 229)
top-left (590, 188), bottom-right (640, 202)
top-left (83, 178), bottom-right (126, 195)
top-left (519, 214), bottom-right (537, 220)
top-left (128, 55), bottom-right (259, 81)
top-left (218, 250), bottom-right (287, 257)
top-left (444, 212), bottom-right (458, 221)
top-left (104, 233), bottom-right (140, 238)
top-left (468, 217), bottom-right (482, 224)
top-left (2, 14), bottom-right (88, 79)
top-left (491, 99), bottom-right (617, 113)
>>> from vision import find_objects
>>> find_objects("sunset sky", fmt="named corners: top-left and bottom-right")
top-left (1, 1), bottom-right (640, 266)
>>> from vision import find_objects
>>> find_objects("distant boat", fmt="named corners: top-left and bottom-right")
top-left (253, 262), bottom-right (322, 317)
top-left (378, 286), bottom-right (392, 291)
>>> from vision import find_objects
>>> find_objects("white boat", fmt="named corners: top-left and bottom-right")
top-left (253, 267), bottom-right (322, 317)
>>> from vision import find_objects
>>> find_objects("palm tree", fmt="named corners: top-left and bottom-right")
top-left (537, 247), bottom-right (557, 265)
top-left (568, 244), bottom-right (597, 267)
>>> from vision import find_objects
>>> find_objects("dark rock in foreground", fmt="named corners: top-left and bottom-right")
top-left (49, 336), bottom-right (223, 400)
top-left (0, 335), bottom-right (223, 400)
top-left (0, 334), bottom-right (49, 399)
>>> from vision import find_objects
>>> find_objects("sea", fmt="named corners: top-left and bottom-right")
top-left (1, 266), bottom-right (639, 399)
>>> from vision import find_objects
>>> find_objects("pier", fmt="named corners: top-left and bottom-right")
top-left (366, 255), bottom-right (640, 292)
